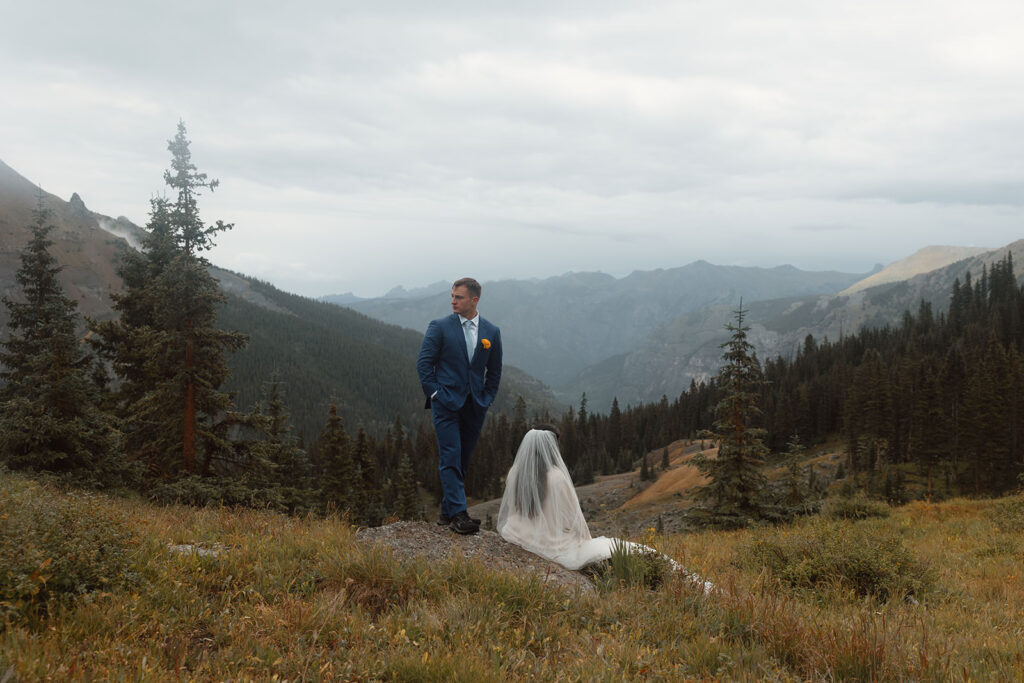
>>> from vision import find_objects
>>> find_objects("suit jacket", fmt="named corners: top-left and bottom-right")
top-left (417, 314), bottom-right (503, 411)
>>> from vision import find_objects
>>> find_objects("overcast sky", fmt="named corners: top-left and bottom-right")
top-left (2, 1), bottom-right (1022, 298)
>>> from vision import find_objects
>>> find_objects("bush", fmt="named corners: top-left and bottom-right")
top-left (0, 472), bottom-right (136, 621)
top-left (736, 518), bottom-right (932, 601)
top-left (822, 494), bottom-right (891, 520)
top-left (990, 495), bottom-right (1024, 532)
top-left (587, 541), bottom-right (675, 591)
top-left (148, 474), bottom-right (279, 508)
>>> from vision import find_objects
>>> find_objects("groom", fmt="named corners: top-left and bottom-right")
top-left (417, 277), bottom-right (503, 534)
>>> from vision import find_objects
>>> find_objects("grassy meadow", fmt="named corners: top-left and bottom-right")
top-left (2, 469), bottom-right (1024, 681)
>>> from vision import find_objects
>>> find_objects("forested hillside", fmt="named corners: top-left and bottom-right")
top-left (217, 278), bottom-right (557, 442)
top-left (561, 240), bottom-right (1024, 410)
top-left (5, 137), bottom-right (1021, 525)
top-left (523, 254), bottom-right (1024, 502)
top-left (1, 156), bottom-right (557, 444)
top-left (0, 136), bottom-right (557, 523)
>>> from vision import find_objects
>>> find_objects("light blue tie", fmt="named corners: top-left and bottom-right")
top-left (463, 320), bottom-right (475, 361)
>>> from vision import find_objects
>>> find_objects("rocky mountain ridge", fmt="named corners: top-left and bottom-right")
top-left (563, 240), bottom-right (1024, 409)
top-left (0, 157), bottom-right (556, 435)
top-left (341, 240), bottom-right (1023, 411)
top-left (840, 245), bottom-right (992, 296)
top-left (340, 262), bottom-right (869, 393)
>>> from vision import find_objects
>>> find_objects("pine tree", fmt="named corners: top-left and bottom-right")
top-left (693, 301), bottom-right (768, 526)
top-left (246, 374), bottom-right (310, 511)
top-left (317, 401), bottom-right (355, 513)
top-left (781, 434), bottom-right (807, 508)
top-left (92, 123), bottom-right (246, 478)
top-left (512, 395), bottom-right (528, 434)
top-left (260, 375), bottom-right (306, 486)
top-left (607, 397), bottom-right (623, 468)
top-left (394, 451), bottom-right (420, 520)
top-left (352, 427), bottom-right (384, 526)
top-left (0, 195), bottom-right (127, 487)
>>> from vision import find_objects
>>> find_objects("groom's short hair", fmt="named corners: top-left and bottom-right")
top-left (453, 277), bottom-right (481, 298)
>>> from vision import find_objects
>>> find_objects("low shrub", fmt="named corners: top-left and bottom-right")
top-left (736, 518), bottom-right (932, 601)
top-left (588, 541), bottom-right (675, 591)
top-left (822, 494), bottom-right (891, 520)
top-left (990, 494), bottom-right (1024, 532)
top-left (0, 473), bottom-right (137, 621)
top-left (148, 474), bottom-right (265, 507)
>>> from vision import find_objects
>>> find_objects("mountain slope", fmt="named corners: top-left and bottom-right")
top-left (569, 239), bottom-right (1024, 410)
top-left (0, 158), bottom-right (557, 437)
top-left (338, 262), bottom-right (868, 392)
top-left (217, 278), bottom-right (557, 439)
top-left (840, 245), bottom-right (991, 295)
top-left (0, 160), bottom-right (130, 327)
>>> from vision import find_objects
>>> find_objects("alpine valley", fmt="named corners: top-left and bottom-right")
top-left (3, 155), bottom-right (1020, 433)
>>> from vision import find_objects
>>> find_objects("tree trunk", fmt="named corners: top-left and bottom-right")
top-left (183, 333), bottom-right (196, 474)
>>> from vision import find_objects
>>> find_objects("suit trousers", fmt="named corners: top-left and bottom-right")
top-left (432, 395), bottom-right (488, 517)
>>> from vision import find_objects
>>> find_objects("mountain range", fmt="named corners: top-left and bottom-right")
top-left (4, 155), bottom-right (1020, 425)
top-left (560, 240), bottom-right (1023, 409)
top-left (333, 264), bottom-right (870, 387)
top-left (0, 159), bottom-right (555, 440)
top-left (330, 242), bottom-right (1021, 411)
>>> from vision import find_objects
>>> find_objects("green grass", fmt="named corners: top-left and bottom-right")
top-left (2, 469), bottom-right (1024, 680)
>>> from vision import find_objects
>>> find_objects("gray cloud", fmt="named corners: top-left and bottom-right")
top-left (1, 1), bottom-right (1023, 297)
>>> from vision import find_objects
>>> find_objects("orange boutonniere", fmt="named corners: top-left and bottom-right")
top-left (481, 338), bottom-right (491, 349)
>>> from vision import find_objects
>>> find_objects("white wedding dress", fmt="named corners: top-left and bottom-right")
top-left (497, 430), bottom-right (712, 591)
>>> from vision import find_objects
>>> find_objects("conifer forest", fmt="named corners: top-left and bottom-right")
top-left (2, 125), bottom-right (1023, 527)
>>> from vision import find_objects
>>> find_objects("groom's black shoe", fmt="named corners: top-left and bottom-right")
top-left (449, 511), bottom-right (480, 535)
top-left (438, 513), bottom-right (479, 526)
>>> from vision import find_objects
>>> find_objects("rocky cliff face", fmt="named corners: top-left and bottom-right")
top-left (0, 160), bottom-right (132, 330)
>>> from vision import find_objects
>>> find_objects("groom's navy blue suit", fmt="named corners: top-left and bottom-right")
top-left (417, 313), bottom-right (502, 518)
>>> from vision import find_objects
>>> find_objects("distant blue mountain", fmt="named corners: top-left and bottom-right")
top-left (336, 262), bottom-right (870, 407)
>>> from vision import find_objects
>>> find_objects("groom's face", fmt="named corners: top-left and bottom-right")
top-left (451, 285), bottom-right (479, 318)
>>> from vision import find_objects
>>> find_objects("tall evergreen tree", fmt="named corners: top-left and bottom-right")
top-left (781, 434), bottom-right (808, 508)
top-left (92, 123), bottom-right (246, 478)
top-left (247, 374), bottom-right (310, 510)
top-left (317, 401), bottom-right (355, 513)
top-left (259, 374), bottom-right (306, 485)
top-left (639, 450), bottom-right (653, 481)
top-left (394, 451), bottom-right (420, 520)
top-left (693, 301), bottom-right (768, 526)
top-left (0, 195), bottom-right (127, 486)
top-left (607, 397), bottom-right (623, 468)
top-left (352, 427), bottom-right (384, 526)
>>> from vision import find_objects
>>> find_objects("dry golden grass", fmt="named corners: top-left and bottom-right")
top-left (4, 469), bottom-right (1024, 680)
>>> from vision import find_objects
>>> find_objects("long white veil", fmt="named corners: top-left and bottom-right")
top-left (497, 429), bottom-right (716, 592)
top-left (496, 429), bottom-right (593, 565)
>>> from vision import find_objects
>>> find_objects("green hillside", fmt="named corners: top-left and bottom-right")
top-left (1, 157), bottom-right (557, 444)
top-left (218, 278), bottom-right (558, 441)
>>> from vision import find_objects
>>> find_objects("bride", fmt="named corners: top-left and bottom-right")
top-left (496, 425), bottom-right (712, 590)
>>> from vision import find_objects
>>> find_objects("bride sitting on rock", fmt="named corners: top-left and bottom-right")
top-left (496, 425), bottom-right (712, 590)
